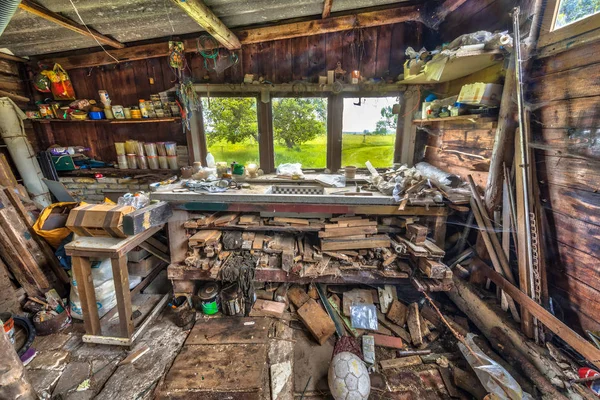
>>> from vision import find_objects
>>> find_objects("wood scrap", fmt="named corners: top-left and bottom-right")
top-left (189, 230), bottom-right (221, 246)
top-left (406, 224), bottom-right (428, 244)
top-left (239, 215), bottom-right (260, 225)
top-left (386, 300), bottom-right (408, 327)
top-left (418, 259), bottom-right (452, 279)
top-left (380, 355), bottom-right (421, 369)
top-left (287, 286), bottom-right (310, 308)
top-left (273, 217), bottom-right (309, 226)
top-left (376, 310), bottom-right (411, 342)
top-left (407, 303), bottom-right (423, 346)
top-left (318, 226), bottom-right (377, 238)
top-left (213, 213), bottom-right (239, 226)
top-left (342, 289), bottom-right (374, 317)
top-left (321, 235), bottom-right (390, 251)
top-left (371, 333), bottom-right (405, 349)
top-left (249, 299), bottom-right (286, 318)
top-left (296, 298), bottom-right (336, 345)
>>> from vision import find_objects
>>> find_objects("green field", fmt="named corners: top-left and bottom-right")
top-left (207, 133), bottom-right (395, 169)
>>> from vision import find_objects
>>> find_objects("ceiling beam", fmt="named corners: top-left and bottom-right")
top-left (18, 0), bottom-right (124, 49)
top-left (422, 0), bottom-right (469, 29)
top-left (0, 52), bottom-right (28, 63)
top-left (169, 0), bottom-right (241, 50)
top-left (322, 0), bottom-right (333, 18)
top-left (39, 4), bottom-right (424, 69)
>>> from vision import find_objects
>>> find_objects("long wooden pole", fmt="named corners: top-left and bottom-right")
top-left (170, 0), bottom-right (241, 50)
top-left (19, 0), bottom-right (124, 49)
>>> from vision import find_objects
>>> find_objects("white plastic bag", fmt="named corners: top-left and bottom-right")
top-left (276, 163), bottom-right (303, 177)
top-left (69, 258), bottom-right (117, 320)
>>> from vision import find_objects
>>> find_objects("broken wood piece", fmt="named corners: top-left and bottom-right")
top-left (406, 224), bottom-right (428, 244)
top-left (407, 303), bottom-right (423, 346)
top-left (238, 214), bottom-right (260, 225)
top-left (252, 233), bottom-right (265, 250)
top-left (118, 346), bottom-right (149, 365)
top-left (376, 310), bottom-right (411, 342)
top-left (273, 217), bottom-right (309, 225)
top-left (249, 299), bottom-right (286, 318)
top-left (386, 300), bottom-right (408, 327)
top-left (323, 251), bottom-right (351, 262)
top-left (287, 286), bottom-right (310, 308)
top-left (422, 240), bottom-right (445, 258)
top-left (189, 230), bottom-right (221, 246)
top-left (371, 333), bottom-right (404, 349)
top-left (382, 254), bottom-right (397, 267)
top-left (213, 213), bottom-right (239, 226)
top-left (328, 295), bottom-right (361, 337)
top-left (321, 235), bottom-right (390, 251)
top-left (380, 355), bottom-right (421, 369)
top-left (377, 285), bottom-right (396, 314)
top-left (297, 298), bottom-right (336, 345)
top-left (418, 258), bottom-right (452, 279)
top-left (342, 289), bottom-right (374, 317)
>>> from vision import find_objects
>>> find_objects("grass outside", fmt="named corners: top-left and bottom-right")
top-left (206, 133), bottom-right (395, 169)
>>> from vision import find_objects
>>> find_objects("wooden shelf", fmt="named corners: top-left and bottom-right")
top-left (413, 115), bottom-right (497, 124)
top-left (30, 117), bottom-right (181, 124)
top-left (399, 49), bottom-right (504, 85)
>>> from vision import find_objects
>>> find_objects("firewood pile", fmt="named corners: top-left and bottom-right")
top-left (183, 212), bottom-right (453, 291)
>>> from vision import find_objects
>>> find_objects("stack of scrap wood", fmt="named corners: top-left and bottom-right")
top-left (0, 187), bottom-right (69, 302)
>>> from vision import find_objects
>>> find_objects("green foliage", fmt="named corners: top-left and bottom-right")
top-left (272, 98), bottom-right (326, 148)
top-left (374, 105), bottom-right (397, 135)
top-left (556, 0), bottom-right (600, 28)
top-left (202, 97), bottom-right (258, 145)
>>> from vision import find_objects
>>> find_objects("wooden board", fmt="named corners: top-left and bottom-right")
top-left (189, 230), bottom-right (222, 246)
top-left (297, 298), bottom-right (336, 345)
top-left (321, 235), bottom-right (390, 251)
top-left (160, 343), bottom-right (267, 394)
top-left (318, 226), bottom-right (378, 238)
top-left (342, 289), bottom-right (374, 317)
top-left (249, 299), bottom-right (286, 318)
top-left (186, 317), bottom-right (272, 345)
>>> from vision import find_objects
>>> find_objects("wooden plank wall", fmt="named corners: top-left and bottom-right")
top-left (528, 41), bottom-right (600, 334)
top-left (32, 22), bottom-right (423, 163)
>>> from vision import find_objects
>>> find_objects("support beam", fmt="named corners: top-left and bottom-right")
top-left (170, 0), bottom-right (241, 50)
top-left (18, 0), bottom-right (124, 49)
top-left (0, 52), bottom-right (28, 63)
top-left (421, 0), bottom-right (469, 29)
top-left (322, 0), bottom-right (333, 18)
top-left (40, 4), bottom-right (424, 69)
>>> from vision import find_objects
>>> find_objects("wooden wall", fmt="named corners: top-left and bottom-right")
top-left (528, 42), bottom-right (600, 334)
top-left (33, 22), bottom-right (423, 163)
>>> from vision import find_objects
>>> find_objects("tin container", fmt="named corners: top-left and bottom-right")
top-left (98, 90), bottom-right (111, 106)
top-left (130, 107), bottom-right (142, 119)
top-left (123, 107), bottom-right (132, 119)
top-left (197, 282), bottom-right (220, 315)
top-left (104, 106), bottom-right (114, 119)
top-left (112, 105), bottom-right (125, 119)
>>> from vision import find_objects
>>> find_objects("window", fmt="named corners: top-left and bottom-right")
top-left (201, 97), bottom-right (260, 165)
top-left (555, 0), bottom-right (600, 29)
top-left (341, 97), bottom-right (398, 168)
top-left (538, 0), bottom-right (600, 48)
top-left (272, 97), bottom-right (327, 169)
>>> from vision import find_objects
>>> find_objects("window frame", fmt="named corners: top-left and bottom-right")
top-left (538, 0), bottom-right (600, 49)
top-left (191, 87), bottom-right (404, 174)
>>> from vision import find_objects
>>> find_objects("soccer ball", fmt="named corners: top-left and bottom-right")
top-left (328, 352), bottom-right (371, 400)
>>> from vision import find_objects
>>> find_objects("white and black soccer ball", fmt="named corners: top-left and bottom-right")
top-left (328, 352), bottom-right (371, 400)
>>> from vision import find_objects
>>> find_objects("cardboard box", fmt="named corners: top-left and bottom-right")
top-left (457, 83), bottom-right (503, 106)
top-left (66, 204), bottom-right (136, 238)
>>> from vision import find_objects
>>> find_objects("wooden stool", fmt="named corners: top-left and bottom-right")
top-left (65, 225), bottom-right (169, 346)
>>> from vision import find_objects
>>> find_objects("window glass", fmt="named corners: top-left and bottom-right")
top-left (555, 0), bottom-right (600, 29)
top-left (201, 97), bottom-right (259, 165)
top-left (342, 96), bottom-right (398, 168)
top-left (272, 97), bottom-right (327, 169)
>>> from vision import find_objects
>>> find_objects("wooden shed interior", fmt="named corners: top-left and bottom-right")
top-left (0, 0), bottom-right (599, 399)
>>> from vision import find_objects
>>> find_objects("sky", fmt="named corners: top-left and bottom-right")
top-left (342, 96), bottom-right (399, 133)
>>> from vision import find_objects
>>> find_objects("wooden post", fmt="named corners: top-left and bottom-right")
top-left (396, 88), bottom-right (419, 165)
top-left (327, 94), bottom-right (343, 172)
top-left (167, 210), bottom-right (190, 264)
top-left (72, 256), bottom-right (101, 335)
top-left (111, 256), bottom-right (134, 338)
top-left (258, 100), bottom-right (275, 173)
top-left (0, 328), bottom-right (36, 400)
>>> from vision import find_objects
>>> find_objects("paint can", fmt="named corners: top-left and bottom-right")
top-left (197, 282), bottom-right (220, 315)
top-left (170, 296), bottom-right (196, 330)
top-left (0, 312), bottom-right (15, 344)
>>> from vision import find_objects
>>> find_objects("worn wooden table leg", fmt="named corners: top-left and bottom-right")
top-left (111, 256), bottom-right (134, 338)
top-left (167, 209), bottom-right (189, 264)
top-left (433, 215), bottom-right (447, 249)
top-left (72, 256), bottom-right (101, 335)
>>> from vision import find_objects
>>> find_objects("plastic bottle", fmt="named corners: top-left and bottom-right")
top-left (206, 152), bottom-right (215, 168)
top-left (139, 99), bottom-right (149, 118)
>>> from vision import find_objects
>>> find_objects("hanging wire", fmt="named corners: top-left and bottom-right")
top-left (68, 0), bottom-right (119, 64)
top-left (197, 35), bottom-right (220, 70)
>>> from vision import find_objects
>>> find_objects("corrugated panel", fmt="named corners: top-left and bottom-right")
top-left (0, 0), bottom-right (413, 56)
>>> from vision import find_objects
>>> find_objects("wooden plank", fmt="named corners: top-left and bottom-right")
top-left (529, 62), bottom-right (600, 103)
top-left (186, 317), bottom-right (272, 345)
top-left (533, 41), bottom-right (600, 77)
top-left (322, 0), bottom-right (333, 18)
top-left (110, 256), bottom-right (134, 338)
top-left (377, 310), bottom-right (411, 342)
top-left (288, 286), bottom-right (311, 308)
top-left (249, 299), bottom-right (286, 318)
top-left (138, 241), bottom-right (171, 264)
top-left (189, 230), bottom-right (222, 246)
top-left (480, 264), bottom-right (600, 370)
top-left (273, 217), bottom-right (309, 226)
top-left (169, 0), bottom-right (241, 49)
top-left (386, 300), bottom-right (408, 327)
top-left (122, 201), bottom-right (172, 236)
top-left (380, 355), bottom-right (422, 369)
top-left (321, 235), bottom-right (390, 251)
top-left (168, 210), bottom-right (189, 264)
top-left (72, 256), bottom-right (101, 335)
top-left (318, 226), bottom-right (377, 238)
top-left (297, 298), bottom-right (336, 345)
top-left (407, 303), bottom-right (423, 346)
top-left (342, 289), bottom-right (374, 317)
top-left (19, 0), bottom-right (124, 48)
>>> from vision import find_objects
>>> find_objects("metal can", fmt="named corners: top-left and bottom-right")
top-left (98, 90), bottom-right (111, 106)
top-left (138, 100), bottom-right (149, 118)
top-left (112, 105), bottom-right (125, 119)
